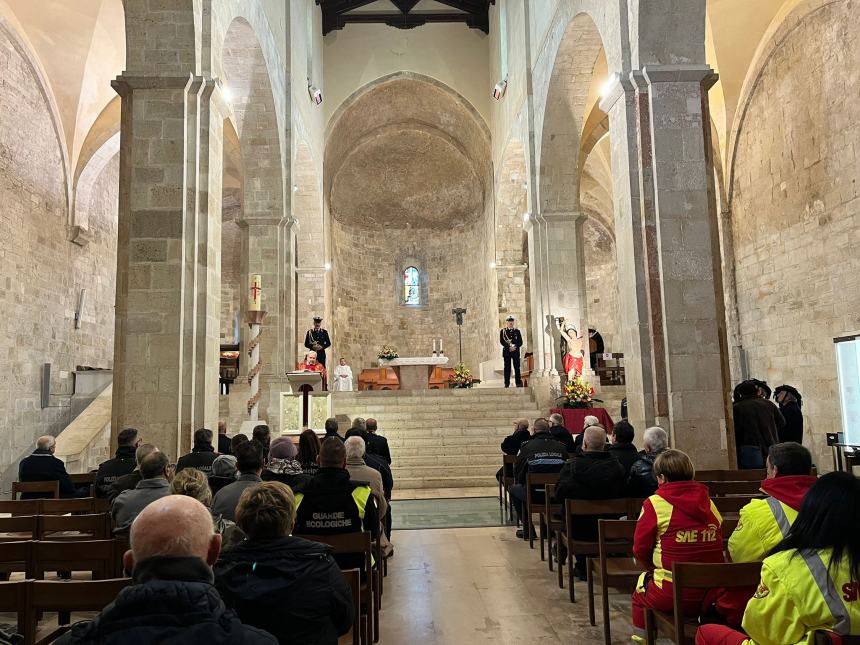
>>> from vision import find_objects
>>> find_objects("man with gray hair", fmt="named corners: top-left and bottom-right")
top-left (627, 426), bottom-right (669, 497)
top-left (112, 451), bottom-right (173, 534)
top-left (344, 436), bottom-right (392, 556)
top-left (18, 435), bottom-right (82, 498)
top-left (57, 495), bottom-right (276, 644)
top-left (548, 412), bottom-right (576, 453)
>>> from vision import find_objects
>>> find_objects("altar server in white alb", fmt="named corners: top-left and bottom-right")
top-left (333, 358), bottom-right (354, 392)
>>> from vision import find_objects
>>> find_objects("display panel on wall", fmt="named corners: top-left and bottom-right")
top-left (835, 333), bottom-right (860, 446)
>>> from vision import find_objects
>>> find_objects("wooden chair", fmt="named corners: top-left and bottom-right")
top-left (706, 480), bottom-right (763, 496)
top-left (586, 519), bottom-right (642, 644)
top-left (295, 532), bottom-right (375, 644)
top-left (0, 580), bottom-right (27, 638)
top-left (524, 472), bottom-right (560, 554)
top-left (0, 500), bottom-right (40, 516)
top-left (557, 498), bottom-right (643, 602)
top-left (521, 353), bottom-right (534, 387)
top-left (644, 561), bottom-right (762, 645)
top-left (0, 541), bottom-right (33, 578)
top-left (500, 455), bottom-right (517, 521)
top-left (712, 495), bottom-right (759, 516)
top-left (39, 497), bottom-right (98, 515)
top-left (38, 514), bottom-right (111, 541)
top-left (31, 540), bottom-right (118, 581)
top-left (695, 469), bottom-right (766, 482)
top-left (543, 484), bottom-right (564, 573)
top-left (339, 568), bottom-right (362, 645)
top-left (12, 482), bottom-right (59, 500)
top-left (69, 473), bottom-right (97, 497)
top-left (814, 632), bottom-right (860, 645)
top-left (26, 578), bottom-right (131, 645)
top-left (0, 516), bottom-right (39, 542)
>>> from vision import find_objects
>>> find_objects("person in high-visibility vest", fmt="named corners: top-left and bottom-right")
top-left (697, 471), bottom-right (860, 645)
top-left (631, 449), bottom-right (726, 642)
top-left (729, 442), bottom-right (817, 564)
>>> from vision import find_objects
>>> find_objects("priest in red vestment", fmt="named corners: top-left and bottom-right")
top-left (297, 350), bottom-right (327, 390)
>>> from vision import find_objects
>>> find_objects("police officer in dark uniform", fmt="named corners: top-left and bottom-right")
top-left (500, 315), bottom-right (524, 388)
top-left (304, 315), bottom-right (332, 369)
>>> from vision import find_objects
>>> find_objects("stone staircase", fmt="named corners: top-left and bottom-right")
top-left (332, 388), bottom-right (545, 490)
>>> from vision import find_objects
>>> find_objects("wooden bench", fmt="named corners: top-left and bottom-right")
top-left (0, 498), bottom-right (109, 517)
top-left (12, 482), bottom-right (59, 500)
top-left (644, 561), bottom-right (762, 645)
top-left (695, 469), bottom-right (766, 482)
top-left (706, 480), bottom-right (764, 496)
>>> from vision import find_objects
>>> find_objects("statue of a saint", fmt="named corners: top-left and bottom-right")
top-left (557, 319), bottom-right (584, 380)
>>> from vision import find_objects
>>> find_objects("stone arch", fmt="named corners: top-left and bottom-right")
top-left (725, 0), bottom-right (846, 208)
top-left (72, 132), bottom-right (120, 242)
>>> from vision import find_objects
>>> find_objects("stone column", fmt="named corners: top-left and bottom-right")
top-left (524, 213), bottom-right (552, 379)
top-left (111, 74), bottom-right (224, 459)
top-left (601, 77), bottom-right (658, 435)
top-left (642, 64), bottom-right (731, 468)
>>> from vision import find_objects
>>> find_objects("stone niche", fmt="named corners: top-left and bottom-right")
top-left (326, 74), bottom-right (497, 371)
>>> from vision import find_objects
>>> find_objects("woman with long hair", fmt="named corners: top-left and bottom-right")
top-left (297, 428), bottom-right (321, 476)
top-left (697, 471), bottom-right (860, 644)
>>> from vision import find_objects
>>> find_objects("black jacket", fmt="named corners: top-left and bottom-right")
top-left (294, 468), bottom-right (378, 572)
top-left (218, 434), bottom-right (232, 455)
top-left (778, 401), bottom-right (803, 444)
top-left (501, 429), bottom-right (531, 456)
top-left (364, 453), bottom-right (393, 499)
top-left (554, 451), bottom-right (626, 502)
top-left (215, 536), bottom-right (353, 645)
top-left (514, 434), bottom-right (569, 485)
top-left (366, 433), bottom-right (391, 464)
top-left (549, 425), bottom-right (576, 454)
top-left (18, 449), bottom-right (79, 498)
top-left (108, 471), bottom-right (142, 501)
top-left (627, 449), bottom-right (664, 498)
top-left (733, 396), bottom-right (785, 460)
top-left (261, 470), bottom-right (312, 493)
top-left (499, 328), bottom-right (523, 355)
top-left (607, 443), bottom-right (640, 474)
top-left (56, 556), bottom-right (276, 644)
top-left (95, 446), bottom-right (138, 498)
top-left (176, 444), bottom-right (218, 475)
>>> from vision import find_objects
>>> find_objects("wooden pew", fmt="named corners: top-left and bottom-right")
top-left (706, 480), bottom-right (763, 496)
top-left (12, 482), bottom-right (59, 501)
top-left (695, 469), bottom-right (766, 482)
top-left (644, 561), bottom-right (762, 645)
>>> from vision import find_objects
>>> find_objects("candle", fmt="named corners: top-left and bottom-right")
top-left (249, 274), bottom-right (262, 311)
top-left (439, 338), bottom-right (443, 354)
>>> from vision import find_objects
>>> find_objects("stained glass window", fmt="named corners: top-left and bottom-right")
top-left (403, 266), bottom-right (420, 305)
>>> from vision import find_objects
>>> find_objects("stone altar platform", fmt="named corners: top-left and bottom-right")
top-left (378, 356), bottom-right (449, 389)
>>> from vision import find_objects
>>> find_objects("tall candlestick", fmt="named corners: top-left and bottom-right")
top-left (249, 274), bottom-right (262, 311)
top-left (439, 338), bottom-right (443, 354)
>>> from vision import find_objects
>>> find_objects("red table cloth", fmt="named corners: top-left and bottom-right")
top-left (549, 407), bottom-right (615, 434)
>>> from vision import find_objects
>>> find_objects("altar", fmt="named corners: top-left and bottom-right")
top-left (378, 356), bottom-right (449, 389)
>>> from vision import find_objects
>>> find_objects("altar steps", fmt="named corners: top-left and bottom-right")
top-left (333, 388), bottom-right (544, 491)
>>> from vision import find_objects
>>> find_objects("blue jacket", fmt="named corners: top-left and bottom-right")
top-left (56, 556), bottom-right (276, 644)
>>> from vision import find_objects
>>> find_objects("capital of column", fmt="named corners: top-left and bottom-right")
top-left (541, 210), bottom-right (586, 225)
top-left (112, 72), bottom-right (195, 97)
top-left (642, 65), bottom-right (719, 90)
top-left (598, 73), bottom-right (636, 113)
top-left (237, 214), bottom-right (292, 228)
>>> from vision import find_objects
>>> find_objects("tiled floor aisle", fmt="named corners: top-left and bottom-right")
top-left (379, 527), bottom-right (636, 644)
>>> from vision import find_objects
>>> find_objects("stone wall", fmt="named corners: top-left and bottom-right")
top-left (0, 27), bottom-right (117, 485)
top-left (730, 0), bottom-right (860, 465)
top-left (583, 218), bottom-right (619, 352)
top-left (331, 217), bottom-right (497, 374)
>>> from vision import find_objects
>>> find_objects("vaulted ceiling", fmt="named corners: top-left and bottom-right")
top-left (316, 0), bottom-right (494, 35)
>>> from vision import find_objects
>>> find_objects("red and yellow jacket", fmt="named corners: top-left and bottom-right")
top-left (728, 475), bottom-right (817, 564)
top-left (633, 480), bottom-right (725, 590)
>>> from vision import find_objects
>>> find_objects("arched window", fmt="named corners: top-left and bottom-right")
top-left (403, 266), bottom-right (420, 305)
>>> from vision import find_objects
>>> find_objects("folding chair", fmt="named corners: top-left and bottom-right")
top-left (644, 561), bottom-right (762, 645)
top-left (295, 532), bottom-right (375, 644)
top-left (12, 482), bottom-right (59, 500)
top-left (26, 578), bottom-right (131, 645)
top-left (586, 519), bottom-right (642, 645)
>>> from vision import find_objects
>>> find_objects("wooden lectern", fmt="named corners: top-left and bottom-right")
top-left (286, 371), bottom-right (324, 429)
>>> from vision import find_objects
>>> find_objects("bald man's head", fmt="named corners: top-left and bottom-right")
top-left (582, 425), bottom-right (607, 452)
top-left (125, 495), bottom-right (221, 574)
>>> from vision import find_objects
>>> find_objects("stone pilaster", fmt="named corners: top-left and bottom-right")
top-left (111, 73), bottom-right (224, 459)
top-left (642, 64), bottom-right (732, 468)
top-left (495, 263), bottom-right (529, 349)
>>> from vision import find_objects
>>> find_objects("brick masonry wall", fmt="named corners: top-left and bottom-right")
top-left (730, 0), bottom-right (860, 465)
top-left (584, 218), bottom-right (619, 352)
top-left (331, 217), bottom-right (497, 374)
top-left (0, 28), bottom-right (117, 485)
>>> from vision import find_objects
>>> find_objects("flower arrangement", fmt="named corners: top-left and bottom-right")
top-left (377, 346), bottom-right (399, 361)
top-left (448, 362), bottom-right (481, 389)
top-left (556, 375), bottom-right (602, 409)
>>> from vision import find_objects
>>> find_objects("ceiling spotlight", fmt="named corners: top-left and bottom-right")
top-left (492, 79), bottom-right (508, 101)
top-left (308, 83), bottom-right (323, 105)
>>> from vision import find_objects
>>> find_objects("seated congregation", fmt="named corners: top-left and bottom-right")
top-left (499, 414), bottom-right (859, 644)
top-left (6, 417), bottom-right (394, 644)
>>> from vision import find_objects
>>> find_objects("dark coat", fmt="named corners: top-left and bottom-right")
top-left (215, 536), bottom-right (353, 645)
top-left (176, 444), bottom-right (218, 476)
top-left (555, 451), bottom-right (627, 502)
top-left (364, 453), bottom-right (393, 499)
top-left (549, 425), bottom-right (576, 454)
top-left (501, 428), bottom-right (531, 456)
top-left (627, 449), bottom-right (663, 499)
top-left (514, 434), bottom-right (569, 485)
top-left (56, 556), bottom-right (276, 644)
top-left (218, 434), bottom-right (233, 455)
top-left (95, 446), bottom-right (138, 498)
top-left (18, 449), bottom-right (80, 498)
top-left (108, 471), bottom-right (142, 501)
top-left (778, 401), bottom-right (803, 445)
top-left (607, 443), bottom-right (640, 474)
top-left (365, 433), bottom-right (391, 464)
top-left (261, 470), bottom-right (312, 493)
top-left (733, 396), bottom-right (785, 460)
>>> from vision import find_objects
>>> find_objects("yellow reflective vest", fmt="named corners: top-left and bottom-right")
top-left (728, 497), bottom-right (798, 563)
top-left (740, 548), bottom-right (860, 645)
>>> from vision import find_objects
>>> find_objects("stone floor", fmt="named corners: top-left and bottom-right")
top-left (393, 486), bottom-right (498, 500)
top-left (378, 526), bottom-right (638, 644)
top-left (392, 496), bottom-right (515, 529)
